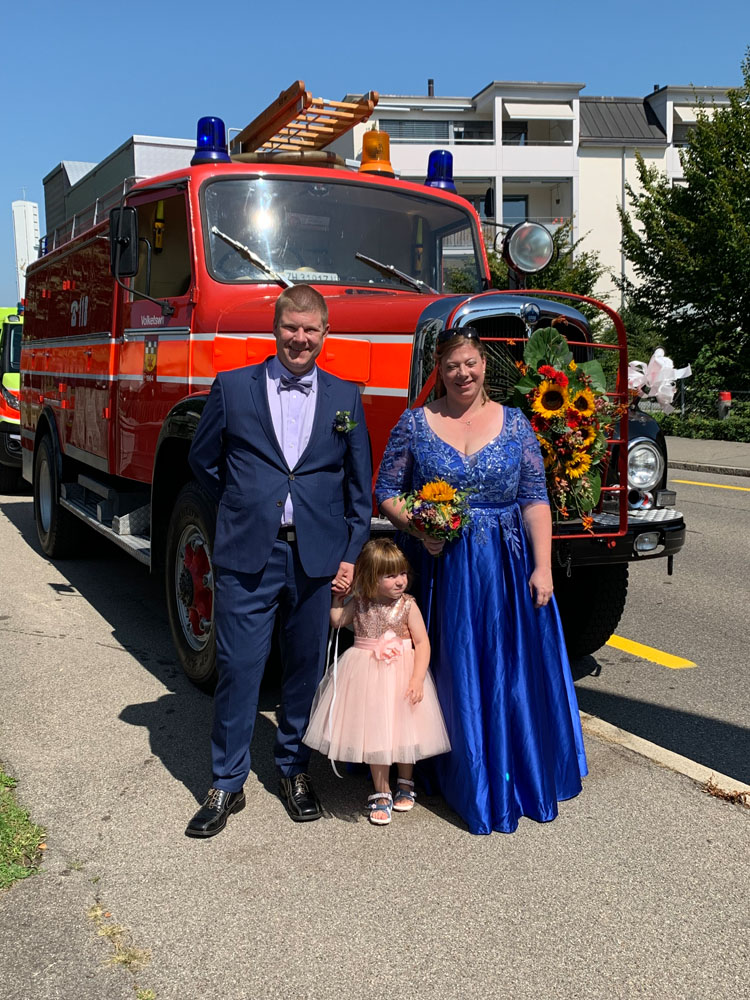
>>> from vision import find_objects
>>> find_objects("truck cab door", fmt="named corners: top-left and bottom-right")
top-left (116, 188), bottom-right (193, 482)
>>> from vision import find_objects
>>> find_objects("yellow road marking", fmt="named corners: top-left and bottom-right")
top-left (671, 478), bottom-right (750, 492)
top-left (606, 634), bottom-right (696, 669)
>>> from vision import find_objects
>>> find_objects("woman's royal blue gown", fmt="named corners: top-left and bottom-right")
top-left (375, 407), bottom-right (587, 835)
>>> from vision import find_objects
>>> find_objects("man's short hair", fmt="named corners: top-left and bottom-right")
top-left (273, 285), bottom-right (329, 328)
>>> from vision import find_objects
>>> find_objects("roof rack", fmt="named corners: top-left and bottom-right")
top-left (230, 80), bottom-right (379, 155)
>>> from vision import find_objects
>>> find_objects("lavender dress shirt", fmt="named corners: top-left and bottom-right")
top-left (266, 356), bottom-right (318, 526)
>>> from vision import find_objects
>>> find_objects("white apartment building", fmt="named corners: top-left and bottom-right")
top-left (329, 80), bottom-right (731, 301)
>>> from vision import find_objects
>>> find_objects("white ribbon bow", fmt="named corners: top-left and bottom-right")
top-left (627, 348), bottom-right (692, 414)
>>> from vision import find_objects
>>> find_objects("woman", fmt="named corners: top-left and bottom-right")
top-left (375, 327), bottom-right (587, 835)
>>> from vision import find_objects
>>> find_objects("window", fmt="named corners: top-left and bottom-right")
top-left (378, 119), bottom-right (450, 141)
top-left (133, 193), bottom-right (191, 299)
top-left (502, 122), bottom-right (528, 145)
top-left (453, 120), bottom-right (493, 142)
top-left (502, 196), bottom-right (528, 226)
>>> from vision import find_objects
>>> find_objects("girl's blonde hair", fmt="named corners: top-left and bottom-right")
top-left (354, 539), bottom-right (411, 600)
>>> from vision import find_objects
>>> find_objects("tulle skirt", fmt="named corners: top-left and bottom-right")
top-left (303, 638), bottom-right (451, 765)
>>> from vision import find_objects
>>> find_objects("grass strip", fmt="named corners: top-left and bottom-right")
top-left (0, 766), bottom-right (46, 890)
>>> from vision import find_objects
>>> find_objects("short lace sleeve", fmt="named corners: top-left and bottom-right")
top-left (374, 409), bottom-right (416, 504)
top-left (515, 409), bottom-right (550, 507)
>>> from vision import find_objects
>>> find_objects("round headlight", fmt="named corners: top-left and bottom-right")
top-left (628, 439), bottom-right (664, 491)
top-left (501, 221), bottom-right (555, 274)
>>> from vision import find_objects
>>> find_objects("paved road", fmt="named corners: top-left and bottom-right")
top-left (574, 469), bottom-right (750, 784)
top-left (0, 491), bottom-right (748, 1000)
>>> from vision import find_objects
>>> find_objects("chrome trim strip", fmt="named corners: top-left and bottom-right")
top-left (24, 370), bottom-right (117, 382)
top-left (122, 328), bottom-right (191, 341)
top-left (63, 443), bottom-right (109, 472)
top-left (361, 386), bottom-right (408, 397)
top-left (23, 332), bottom-right (113, 348)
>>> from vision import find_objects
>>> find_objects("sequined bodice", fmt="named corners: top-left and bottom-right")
top-left (375, 407), bottom-right (548, 508)
top-left (353, 595), bottom-right (412, 639)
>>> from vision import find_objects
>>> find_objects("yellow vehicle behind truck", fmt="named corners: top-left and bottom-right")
top-left (0, 307), bottom-right (23, 492)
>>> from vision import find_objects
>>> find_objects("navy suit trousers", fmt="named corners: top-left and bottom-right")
top-left (211, 539), bottom-right (331, 790)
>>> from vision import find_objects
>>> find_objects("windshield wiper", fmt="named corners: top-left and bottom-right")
top-left (355, 252), bottom-right (437, 295)
top-left (211, 227), bottom-right (293, 288)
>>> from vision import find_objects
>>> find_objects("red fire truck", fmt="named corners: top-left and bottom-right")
top-left (20, 82), bottom-right (685, 686)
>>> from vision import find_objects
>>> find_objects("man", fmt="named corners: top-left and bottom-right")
top-left (185, 284), bottom-right (372, 836)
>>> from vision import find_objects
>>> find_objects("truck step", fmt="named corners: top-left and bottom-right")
top-left (113, 505), bottom-right (151, 537)
top-left (59, 487), bottom-right (150, 567)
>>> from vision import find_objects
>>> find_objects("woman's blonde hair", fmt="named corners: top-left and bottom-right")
top-left (354, 539), bottom-right (411, 600)
top-left (433, 326), bottom-right (489, 401)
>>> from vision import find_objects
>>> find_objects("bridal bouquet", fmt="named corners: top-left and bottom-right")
top-left (398, 479), bottom-right (472, 543)
top-left (511, 327), bottom-right (627, 528)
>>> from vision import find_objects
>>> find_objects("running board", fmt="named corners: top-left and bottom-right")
top-left (59, 489), bottom-right (151, 566)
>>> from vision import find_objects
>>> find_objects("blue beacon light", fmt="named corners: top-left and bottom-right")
top-left (191, 116), bottom-right (231, 165)
top-left (424, 149), bottom-right (457, 193)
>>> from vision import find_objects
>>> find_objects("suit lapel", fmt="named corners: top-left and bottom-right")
top-left (249, 360), bottom-right (288, 469)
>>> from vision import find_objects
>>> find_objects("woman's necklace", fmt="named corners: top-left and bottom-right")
top-left (443, 399), bottom-right (485, 427)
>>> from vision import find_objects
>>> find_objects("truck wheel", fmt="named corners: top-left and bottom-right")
top-left (553, 564), bottom-right (629, 660)
top-left (33, 434), bottom-right (83, 558)
top-left (0, 462), bottom-right (19, 493)
top-left (166, 482), bottom-right (217, 690)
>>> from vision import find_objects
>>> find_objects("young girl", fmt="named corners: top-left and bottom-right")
top-left (304, 539), bottom-right (450, 825)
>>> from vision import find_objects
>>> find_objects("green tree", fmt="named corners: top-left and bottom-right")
top-left (619, 49), bottom-right (750, 394)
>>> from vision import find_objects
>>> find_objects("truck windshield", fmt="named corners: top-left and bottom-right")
top-left (203, 177), bottom-right (483, 293)
top-left (1, 323), bottom-right (21, 372)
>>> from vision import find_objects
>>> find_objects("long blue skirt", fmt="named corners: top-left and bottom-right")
top-left (407, 505), bottom-right (587, 835)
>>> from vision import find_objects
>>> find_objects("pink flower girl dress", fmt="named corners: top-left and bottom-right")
top-left (304, 594), bottom-right (450, 765)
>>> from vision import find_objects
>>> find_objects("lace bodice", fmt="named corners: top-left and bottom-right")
top-left (375, 407), bottom-right (549, 510)
top-left (353, 595), bottom-right (413, 639)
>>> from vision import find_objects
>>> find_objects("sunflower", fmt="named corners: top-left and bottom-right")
top-left (565, 450), bottom-right (592, 480)
top-left (419, 479), bottom-right (457, 503)
top-left (537, 436), bottom-right (556, 470)
top-left (569, 388), bottom-right (596, 418)
top-left (531, 380), bottom-right (569, 419)
top-left (580, 424), bottom-right (598, 448)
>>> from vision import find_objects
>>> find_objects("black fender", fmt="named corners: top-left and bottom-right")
top-left (150, 392), bottom-right (212, 570)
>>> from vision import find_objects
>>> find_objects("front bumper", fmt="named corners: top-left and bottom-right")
top-left (0, 420), bottom-right (22, 467)
top-left (554, 507), bottom-right (686, 567)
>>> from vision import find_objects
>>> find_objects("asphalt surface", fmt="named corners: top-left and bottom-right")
top-left (0, 438), bottom-right (749, 1000)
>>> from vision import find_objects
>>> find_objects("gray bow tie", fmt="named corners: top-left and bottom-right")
top-left (279, 373), bottom-right (313, 395)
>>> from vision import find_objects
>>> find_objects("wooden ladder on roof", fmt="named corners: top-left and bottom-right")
top-left (231, 81), bottom-right (379, 155)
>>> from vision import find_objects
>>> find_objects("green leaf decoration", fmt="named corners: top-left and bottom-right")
top-left (523, 327), bottom-right (573, 370)
top-left (576, 360), bottom-right (607, 393)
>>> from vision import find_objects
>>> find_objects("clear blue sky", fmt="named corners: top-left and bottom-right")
top-left (3, 0), bottom-right (748, 305)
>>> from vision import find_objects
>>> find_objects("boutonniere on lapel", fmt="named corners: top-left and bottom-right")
top-left (333, 410), bottom-right (358, 434)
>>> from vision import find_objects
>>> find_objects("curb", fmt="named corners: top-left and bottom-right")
top-left (669, 460), bottom-right (750, 479)
top-left (580, 712), bottom-right (750, 803)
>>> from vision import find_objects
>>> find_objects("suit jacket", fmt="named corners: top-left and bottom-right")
top-left (188, 359), bottom-right (372, 577)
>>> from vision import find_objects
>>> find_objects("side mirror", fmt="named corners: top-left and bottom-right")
top-left (109, 207), bottom-right (139, 277)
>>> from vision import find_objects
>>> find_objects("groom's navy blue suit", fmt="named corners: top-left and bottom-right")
top-left (189, 358), bottom-right (372, 789)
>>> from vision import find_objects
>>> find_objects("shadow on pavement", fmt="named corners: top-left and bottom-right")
top-left (1, 497), bottom-right (285, 805)
top-left (573, 682), bottom-right (750, 785)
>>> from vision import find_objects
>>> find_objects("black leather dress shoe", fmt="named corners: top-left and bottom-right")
top-left (278, 773), bottom-right (322, 822)
top-left (185, 788), bottom-right (246, 838)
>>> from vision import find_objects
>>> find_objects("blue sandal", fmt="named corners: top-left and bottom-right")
top-left (368, 792), bottom-right (393, 826)
top-left (393, 778), bottom-right (416, 812)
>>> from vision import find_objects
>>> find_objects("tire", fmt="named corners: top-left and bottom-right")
top-left (0, 462), bottom-right (19, 493)
top-left (165, 482), bottom-right (218, 690)
top-left (33, 434), bottom-right (85, 558)
top-left (553, 564), bottom-right (629, 660)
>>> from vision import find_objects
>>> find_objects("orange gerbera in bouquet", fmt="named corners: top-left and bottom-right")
top-left (398, 478), bottom-right (472, 544)
top-left (511, 327), bottom-right (626, 529)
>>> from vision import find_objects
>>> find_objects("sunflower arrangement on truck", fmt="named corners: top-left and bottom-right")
top-left (512, 327), bottom-right (627, 530)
